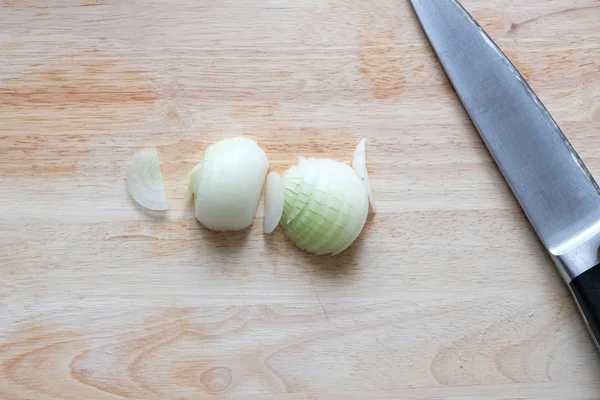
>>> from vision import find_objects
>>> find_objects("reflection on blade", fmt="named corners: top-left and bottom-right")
top-left (410, 0), bottom-right (600, 281)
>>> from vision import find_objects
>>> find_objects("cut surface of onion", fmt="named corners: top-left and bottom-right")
top-left (352, 138), bottom-right (376, 213)
top-left (264, 171), bottom-right (284, 234)
top-left (282, 158), bottom-right (369, 255)
top-left (185, 162), bottom-right (203, 201)
top-left (126, 149), bottom-right (168, 211)
top-left (188, 137), bottom-right (269, 232)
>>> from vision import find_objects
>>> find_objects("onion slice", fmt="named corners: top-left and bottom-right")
top-left (126, 149), bottom-right (168, 211)
top-left (264, 171), bottom-right (284, 233)
top-left (352, 138), bottom-right (377, 213)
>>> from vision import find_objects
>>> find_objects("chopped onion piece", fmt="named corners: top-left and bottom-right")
top-left (264, 171), bottom-right (284, 234)
top-left (126, 149), bottom-right (168, 211)
top-left (188, 137), bottom-right (269, 232)
top-left (352, 138), bottom-right (377, 213)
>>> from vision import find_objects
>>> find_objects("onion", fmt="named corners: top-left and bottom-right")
top-left (352, 138), bottom-right (377, 213)
top-left (281, 158), bottom-right (369, 255)
top-left (187, 137), bottom-right (269, 232)
top-left (264, 171), bottom-right (284, 233)
top-left (126, 149), bottom-right (168, 211)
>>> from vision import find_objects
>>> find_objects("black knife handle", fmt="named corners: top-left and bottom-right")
top-left (570, 264), bottom-right (600, 350)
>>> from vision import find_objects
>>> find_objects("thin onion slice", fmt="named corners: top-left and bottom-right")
top-left (264, 171), bottom-right (284, 233)
top-left (352, 138), bottom-right (377, 213)
top-left (126, 149), bottom-right (168, 211)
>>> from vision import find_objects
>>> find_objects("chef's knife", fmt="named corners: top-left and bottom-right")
top-left (410, 0), bottom-right (600, 350)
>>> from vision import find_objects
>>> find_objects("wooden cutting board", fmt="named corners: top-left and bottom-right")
top-left (1, 0), bottom-right (599, 398)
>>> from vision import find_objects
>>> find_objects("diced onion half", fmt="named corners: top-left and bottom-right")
top-left (281, 158), bottom-right (369, 255)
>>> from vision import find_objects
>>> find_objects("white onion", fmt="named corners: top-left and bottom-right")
top-left (126, 149), bottom-right (168, 211)
top-left (264, 171), bottom-right (284, 233)
top-left (352, 138), bottom-right (376, 213)
top-left (281, 158), bottom-right (369, 255)
top-left (188, 137), bottom-right (269, 232)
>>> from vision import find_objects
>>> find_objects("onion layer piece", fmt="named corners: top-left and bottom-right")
top-left (352, 138), bottom-right (376, 213)
top-left (126, 149), bottom-right (168, 211)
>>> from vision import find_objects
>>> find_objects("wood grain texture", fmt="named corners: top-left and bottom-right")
top-left (1, 0), bottom-right (600, 398)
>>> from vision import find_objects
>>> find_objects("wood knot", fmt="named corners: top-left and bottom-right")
top-left (200, 366), bottom-right (232, 392)
top-left (167, 106), bottom-right (179, 119)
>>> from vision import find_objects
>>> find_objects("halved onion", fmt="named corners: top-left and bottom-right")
top-left (264, 171), bottom-right (284, 233)
top-left (126, 149), bottom-right (168, 211)
top-left (352, 138), bottom-right (377, 213)
top-left (188, 137), bottom-right (269, 232)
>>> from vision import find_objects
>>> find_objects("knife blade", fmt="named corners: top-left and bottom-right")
top-left (410, 0), bottom-right (600, 350)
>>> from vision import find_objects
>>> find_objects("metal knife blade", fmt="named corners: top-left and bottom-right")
top-left (410, 0), bottom-right (600, 349)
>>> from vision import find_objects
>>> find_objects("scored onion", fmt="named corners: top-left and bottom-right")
top-left (126, 149), bottom-right (168, 211)
top-left (187, 137), bottom-right (269, 232)
top-left (281, 158), bottom-right (369, 255)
